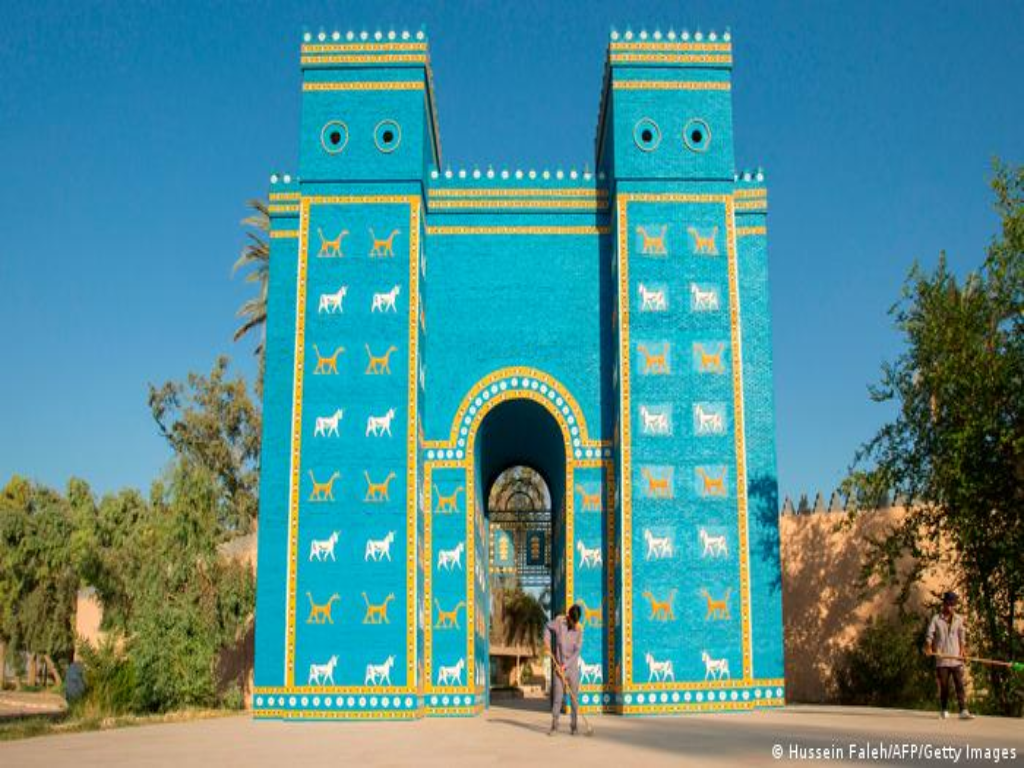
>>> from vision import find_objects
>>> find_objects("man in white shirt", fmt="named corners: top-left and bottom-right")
top-left (924, 591), bottom-right (974, 720)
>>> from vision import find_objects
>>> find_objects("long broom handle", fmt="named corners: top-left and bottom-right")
top-left (928, 650), bottom-right (1015, 668)
top-left (550, 656), bottom-right (586, 710)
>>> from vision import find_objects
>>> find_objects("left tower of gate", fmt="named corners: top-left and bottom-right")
top-left (253, 29), bottom-right (436, 719)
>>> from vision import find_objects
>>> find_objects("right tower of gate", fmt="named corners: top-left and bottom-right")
top-left (602, 28), bottom-right (784, 713)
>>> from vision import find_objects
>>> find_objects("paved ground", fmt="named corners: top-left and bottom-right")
top-left (1, 701), bottom-right (1021, 767)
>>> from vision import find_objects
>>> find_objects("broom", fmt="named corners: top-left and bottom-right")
top-left (551, 661), bottom-right (595, 736)
top-left (927, 650), bottom-right (1024, 672)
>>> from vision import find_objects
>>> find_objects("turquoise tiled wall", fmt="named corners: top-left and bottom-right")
top-left (253, 26), bottom-right (784, 721)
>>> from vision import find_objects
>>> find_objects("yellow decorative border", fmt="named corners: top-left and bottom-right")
top-left (736, 226), bottom-right (766, 237)
top-left (270, 192), bottom-right (300, 201)
top-left (426, 226), bottom-right (611, 236)
top-left (429, 188), bottom-right (608, 198)
top-left (612, 80), bottom-right (731, 91)
top-left (422, 705), bottom-right (483, 717)
top-left (301, 54), bottom-right (429, 66)
top-left (609, 42), bottom-right (732, 53)
top-left (428, 199), bottom-right (608, 211)
top-left (302, 81), bottom-right (425, 91)
top-left (301, 43), bottom-right (429, 54)
top-left (616, 193), bottom-right (754, 688)
top-left (270, 230), bottom-right (298, 239)
top-left (269, 204), bottom-right (300, 214)
top-left (734, 199), bottom-right (767, 211)
top-left (282, 194), bottom-right (420, 693)
top-left (733, 189), bottom-right (767, 199)
top-left (255, 709), bottom-right (421, 720)
top-left (440, 367), bottom-right (598, 449)
top-left (609, 53), bottom-right (732, 65)
top-left (619, 697), bottom-right (784, 715)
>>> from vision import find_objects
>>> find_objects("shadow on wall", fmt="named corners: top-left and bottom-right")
top-left (217, 619), bottom-right (255, 703)
top-left (780, 506), bottom-right (944, 703)
top-left (749, 474), bottom-right (781, 594)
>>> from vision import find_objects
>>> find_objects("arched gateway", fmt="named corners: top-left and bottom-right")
top-left (253, 26), bottom-right (784, 720)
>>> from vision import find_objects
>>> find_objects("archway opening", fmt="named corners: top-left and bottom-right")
top-left (474, 398), bottom-right (567, 704)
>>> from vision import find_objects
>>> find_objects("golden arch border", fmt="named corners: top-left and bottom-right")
top-left (422, 368), bottom-right (614, 706)
top-left (424, 366), bottom-right (607, 453)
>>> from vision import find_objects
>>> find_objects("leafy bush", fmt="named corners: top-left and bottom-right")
top-left (220, 682), bottom-right (245, 711)
top-left (77, 638), bottom-right (137, 715)
top-left (834, 613), bottom-right (936, 709)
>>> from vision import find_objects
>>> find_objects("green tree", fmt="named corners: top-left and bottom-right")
top-left (125, 459), bottom-right (254, 711)
top-left (846, 162), bottom-right (1023, 715)
top-left (232, 199), bottom-right (270, 392)
top-left (498, 587), bottom-right (548, 686)
top-left (0, 476), bottom-right (79, 686)
top-left (834, 612), bottom-right (936, 709)
top-left (73, 485), bottom-right (152, 633)
top-left (148, 357), bottom-right (262, 534)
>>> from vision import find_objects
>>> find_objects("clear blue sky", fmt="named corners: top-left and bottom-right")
top-left (1, 1), bottom-right (1021, 503)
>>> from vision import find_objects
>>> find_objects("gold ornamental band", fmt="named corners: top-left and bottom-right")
top-left (609, 41), bottom-right (732, 53)
top-left (426, 225), bottom-right (611, 236)
top-left (303, 81), bottom-right (425, 92)
top-left (429, 187), bottom-right (608, 198)
top-left (301, 54), bottom-right (429, 66)
top-left (613, 80), bottom-right (730, 91)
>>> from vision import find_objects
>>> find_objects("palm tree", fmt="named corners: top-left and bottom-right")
top-left (502, 587), bottom-right (548, 686)
top-left (232, 199), bottom-right (270, 388)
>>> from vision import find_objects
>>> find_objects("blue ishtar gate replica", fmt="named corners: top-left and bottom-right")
top-left (253, 25), bottom-right (784, 720)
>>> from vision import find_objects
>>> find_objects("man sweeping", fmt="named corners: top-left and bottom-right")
top-left (924, 591), bottom-right (975, 720)
top-left (544, 604), bottom-right (583, 735)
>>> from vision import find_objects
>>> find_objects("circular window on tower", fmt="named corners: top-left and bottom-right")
top-left (320, 121), bottom-right (349, 154)
top-left (374, 119), bottom-right (402, 153)
top-left (633, 117), bottom-right (662, 152)
top-left (683, 118), bottom-right (711, 153)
